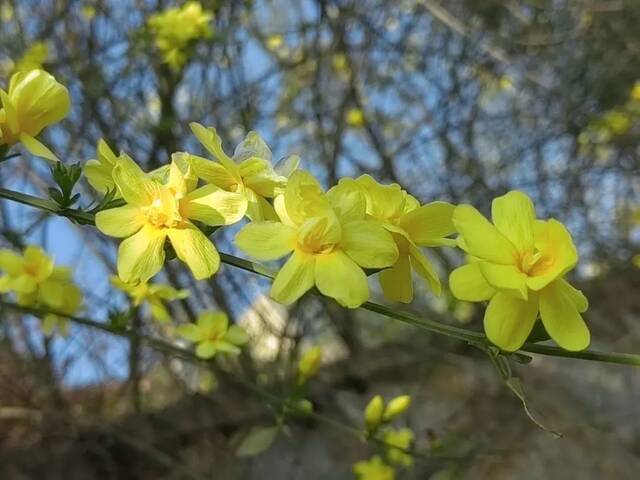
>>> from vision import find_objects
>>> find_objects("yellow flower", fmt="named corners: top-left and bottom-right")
top-left (382, 427), bottom-right (414, 467)
top-left (95, 153), bottom-right (247, 283)
top-left (148, 2), bottom-right (213, 70)
top-left (189, 122), bottom-right (298, 221)
top-left (352, 174), bottom-right (456, 303)
top-left (346, 108), bottom-right (366, 127)
top-left (449, 190), bottom-right (590, 352)
top-left (0, 69), bottom-right (70, 162)
top-left (111, 276), bottom-right (189, 322)
top-left (177, 311), bottom-right (249, 359)
top-left (235, 170), bottom-right (398, 308)
top-left (0, 245), bottom-right (82, 335)
top-left (297, 346), bottom-right (322, 384)
top-left (353, 456), bottom-right (395, 480)
top-left (13, 42), bottom-right (49, 73)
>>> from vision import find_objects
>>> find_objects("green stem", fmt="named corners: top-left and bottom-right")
top-left (0, 187), bottom-right (638, 367)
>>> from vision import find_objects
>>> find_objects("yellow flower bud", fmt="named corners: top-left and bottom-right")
top-left (383, 395), bottom-right (411, 421)
top-left (297, 346), bottom-right (322, 383)
top-left (364, 395), bottom-right (385, 431)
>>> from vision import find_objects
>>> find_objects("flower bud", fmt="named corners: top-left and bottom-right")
top-left (383, 395), bottom-right (411, 421)
top-left (364, 395), bottom-right (385, 431)
top-left (297, 346), bottom-right (322, 384)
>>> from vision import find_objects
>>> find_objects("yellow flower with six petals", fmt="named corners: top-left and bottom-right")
top-left (95, 153), bottom-right (247, 283)
top-left (0, 245), bottom-right (82, 335)
top-left (111, 276), bottom-right (189, 323)
top-left (235, 170), bottom-right (399, 307)
top-left (177, 310), bottom-right (249, 359)
top-left (449, 190), bottom-right (589, 352)
top-left (349, 174), bottom-right (456, 303)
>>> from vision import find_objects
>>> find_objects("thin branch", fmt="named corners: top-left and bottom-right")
top-left (0, 187), bottom-right (638, 367)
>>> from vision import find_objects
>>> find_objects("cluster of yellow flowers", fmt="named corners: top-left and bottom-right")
top-left (147, 2), bottom-right (213, 70)
top-left (354, 394), bottom-right (414, 479)
top-left (0, 66), bottom-right (592, 355)
top-left (0, 246), bottom-right (82, 334)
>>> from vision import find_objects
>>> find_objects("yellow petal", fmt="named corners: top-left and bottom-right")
top-left (453, 204), bottom-right (517, 264)
top-left (398, 201), bottom-right (456, 246)
top-left (95, 205), bottom-right (144, 238)
top-left (84, 159), bottom-right (116, 193)
top-left (526, 219), bottom-right (578, 291)
top-left (112, 153), bottom-right (159, 206)
top-left (244, 186), bottom-right (265, 221)
top-left (19, 133), bottom-right (59, 162)
top-left (478, 262), bottom-right (528, 300)
top-left (167, 152), bottom-right (197, 196)
top-left (355, 174), bottom-right (405, 220)
top-left (117, 224), bottom-right (166, 283)
top-left (449, 263), bottom-right (495, 301)
top-left (539, 279), bottom-right (590, 351)
top-left (484, 291), bottom-right (539, 352)
top-left (315, 250), bottom-right (368, 308)
top-left (326, 178), bottom-right (367, 223)
top-left (181, 184), bottom-right (247, 226)
top-left (0, 89), bottom-right (18, 133)
top-left (167, 224), bottom-right (220, 279)
top-left (341, 219), bottom-right (398, 268)
top-left (8, 70), bottom-right (70, 135)
top-left (284, 170), bottom-right (329, 225)
top-left (298, 214), bottom-right (341, 251)
top-left (189, 154), bottom-right (237, 190)
top-left (240, 157), bottom-right (285, 197)
top-left (409, 244), bottom-right (441, 295)
top-left (491, 191), bottom-right (535, 251)
top-left (271, 250), bottom-right (315, 304)
top-left (0, 249), bottom-right (25, 275)
top-left (379, 254), bottom-right (413, 303)
top-left (189, 122), bottom-right (241, 181)
top-left (235, 221), bottom-right (296, 261)
top-left (558, 278), bottom-right (588, 312)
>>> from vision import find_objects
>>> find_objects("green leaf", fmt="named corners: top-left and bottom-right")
top-left (236, 426), bottom-right (279, 457)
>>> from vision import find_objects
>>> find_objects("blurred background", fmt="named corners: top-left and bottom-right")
top-left (1, 0), bottom-right (639, 478)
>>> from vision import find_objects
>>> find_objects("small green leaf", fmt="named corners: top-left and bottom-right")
top-left (236, 426), bottom-right (279, 457)
top-left (505, 377), bottom-right (562, 438)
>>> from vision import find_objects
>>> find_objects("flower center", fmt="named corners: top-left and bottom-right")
top-left (143, 189), bottom-right (183, 228)
top-left (517, 249), bottom-right (552, 276)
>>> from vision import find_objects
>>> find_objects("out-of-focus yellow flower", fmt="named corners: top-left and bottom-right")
top-left (0, 3), bottom-right (13, 22)
top-left (349, 175), bottom-right (456, 303)
top-left (13, 42), bottom-right (49, 73)
top-left (0, 69), bottom-right (70, 162)
top-left (382, 427), bottom-right (414, 467)
top-left (346, 108), bottom-right (366, 127)
top-left (0, 246), bottom-right (82, 335)
top-left (449, 190), bottom-right (590, 352)
top-left (265, 34), bottom-right (284, 51)
top-left (189, 122), bottom-right (298, 221)
top-left (95, 153), bottom-right (247, 283)
top-left (111, 276), bottom-right (189, 322)
top-left (297, 346), bottom-right (322, 384)
top-left (148, 2), bottom-right (213, 70)
top-left (82, 5), bottom-right (96, 20)
top-left (177, 311), bottom-right (249, 359)
top-left (235, 170), bottom-right (399, 307)
top-left (353, 456), bottom-right (395, 480)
